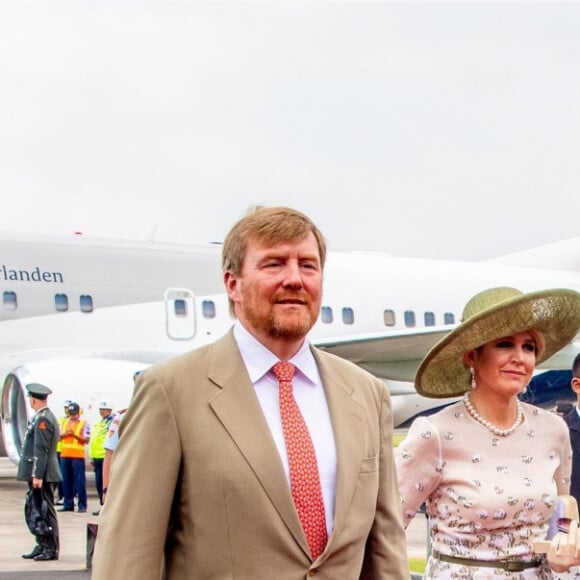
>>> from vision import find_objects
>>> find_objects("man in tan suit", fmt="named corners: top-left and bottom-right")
top-left (92, 207), bottom-right (409, 579)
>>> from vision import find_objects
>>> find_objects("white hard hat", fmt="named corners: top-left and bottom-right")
top-left (98, 399), bottom-right (113, 410)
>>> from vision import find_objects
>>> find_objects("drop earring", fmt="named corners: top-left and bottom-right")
top-left (470, 367), bottom-right (477, 390)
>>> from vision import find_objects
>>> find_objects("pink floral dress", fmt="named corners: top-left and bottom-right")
top-left (396, 401), bottom-right (573, 579)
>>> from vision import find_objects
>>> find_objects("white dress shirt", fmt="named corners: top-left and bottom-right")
top-left (233, 322), bottom-right (337, 534)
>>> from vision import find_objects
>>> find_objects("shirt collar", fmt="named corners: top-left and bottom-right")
top-left (33, 405), bottom-right (48, 416)
top-left (233, 321), bottom-right (318, 385)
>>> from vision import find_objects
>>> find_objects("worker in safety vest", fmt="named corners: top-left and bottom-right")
top-left (58, 402), bottom-right (90, 513)
top-left (89, 400), bottom-right (114, 515)
top-left (54, 400), bottom-right (71, 505)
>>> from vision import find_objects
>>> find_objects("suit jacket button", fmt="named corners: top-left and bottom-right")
top-left (308, 569), bottom-right (317, 576)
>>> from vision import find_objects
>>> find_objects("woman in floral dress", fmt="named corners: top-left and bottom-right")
top-left (396, 287), bottom-right (580, 579)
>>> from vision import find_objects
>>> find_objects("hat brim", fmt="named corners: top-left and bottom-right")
top-left (415, 289), bottom-right (580, 398)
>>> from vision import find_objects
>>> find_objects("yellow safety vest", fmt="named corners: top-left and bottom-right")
top-left (56, 416), bottom-right (67, 453)
top-left (60, 418), bottom-right (88, 459)
top-left (89, 415), bottom-right (113, 459)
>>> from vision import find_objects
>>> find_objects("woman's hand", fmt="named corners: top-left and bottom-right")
top-left (548, 519), bottom-right (580, 572)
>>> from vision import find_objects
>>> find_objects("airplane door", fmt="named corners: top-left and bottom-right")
top-left (164, 288), bottom-right (196, 340)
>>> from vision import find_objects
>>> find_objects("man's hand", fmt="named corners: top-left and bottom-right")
top-left (32, 477), bottom-right (43, 489)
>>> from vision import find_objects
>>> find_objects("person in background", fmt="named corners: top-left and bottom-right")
top-left (563, 353), bottom-right (580, 507)
top-left (58, 402), bottom-right (90, 513)
top-left (54, 400), bottom-right (71, 505)
top-left (93, 206), bottom-right (408, 579)
top-left (89, 399), bottom-right (114, 516)
top-left (557, 401), bottom-right (575, 418)
top-left (396, 286), bottom-right (580, 578)
top-left (99, 406), bottom-right (127, 507)
top-left (100, 373), bottom-right (139, 508)
top-left (18, 383), bottom-right (62, 561)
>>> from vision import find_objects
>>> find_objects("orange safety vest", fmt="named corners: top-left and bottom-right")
top-left (60, 418), bottom-right (88, 459)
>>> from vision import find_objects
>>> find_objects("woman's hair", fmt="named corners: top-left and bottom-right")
top-left (528, 328), bottom-right (545, 360)
top-left (222, 206), bottom-right (327, 275)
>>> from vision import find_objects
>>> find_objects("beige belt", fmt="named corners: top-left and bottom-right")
top-left (432, 550), bottom-right (543, 572)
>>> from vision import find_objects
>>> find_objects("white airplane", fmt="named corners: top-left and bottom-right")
top-left (1, 231), bottom-right (580, 464)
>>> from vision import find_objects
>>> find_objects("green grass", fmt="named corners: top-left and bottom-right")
top-left (408, 556), bottom-right (426, 573)
top-left (393, 432), bottom-right (405, 447)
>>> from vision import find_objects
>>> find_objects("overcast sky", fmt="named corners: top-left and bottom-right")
top-left (1, 1), bottom-right (579, 260)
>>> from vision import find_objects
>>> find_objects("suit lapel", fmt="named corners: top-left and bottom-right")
top-left (313, 349), bottom-right (367, 546)
top-left (207, 332), bottom-right (309, 556)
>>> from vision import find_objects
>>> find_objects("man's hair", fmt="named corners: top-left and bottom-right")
top-left (573, 352), bottom-right (580, 378)
top-left (556, 401), bottom-right (574, 415)
top-left (222, 206), bottom-right (327, 276)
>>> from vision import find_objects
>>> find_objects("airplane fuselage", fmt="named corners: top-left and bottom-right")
top-left (1, 232), bottom-right (580, 463)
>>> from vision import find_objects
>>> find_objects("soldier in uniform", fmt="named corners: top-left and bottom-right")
top-left (17, 383), bottom-right (62, 561)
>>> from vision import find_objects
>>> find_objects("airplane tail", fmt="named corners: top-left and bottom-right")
top-left (486, 236), bottom-right (580, 272)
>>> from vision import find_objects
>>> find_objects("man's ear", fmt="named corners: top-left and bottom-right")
top-left (571, 377), bottom-right (580, 396)
top-left (224, 271), bottom-right (238, 300)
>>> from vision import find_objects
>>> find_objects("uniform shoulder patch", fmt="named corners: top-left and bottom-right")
top-left (38, 421), bottom-right (47, 430)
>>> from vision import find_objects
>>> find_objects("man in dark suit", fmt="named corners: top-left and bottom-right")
top-left (17, 383), bottom-right (62, 561)
top-left (564, 353), bottom-right (580, 505)
top-left (93, 207), bottom-right (409, 580)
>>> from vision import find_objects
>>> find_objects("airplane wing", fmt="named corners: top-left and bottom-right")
top-left (313, 326), bottom-right (454, 382)
top-left (537, 341), bottom-right (580, 370)
top-left (314, 330), bottom-right (580, 383)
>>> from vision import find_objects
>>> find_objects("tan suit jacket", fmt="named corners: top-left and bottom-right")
top-left (92, 330), bottom-right (408, 579)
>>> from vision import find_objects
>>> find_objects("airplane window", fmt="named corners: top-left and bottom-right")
top-left (424, 311), bottom-right (435, 326)
top-left (444, 312), bottom-right (455, 325)
top-left (202, 300), bottom-right (215, 319)
top-left (404, 310), bottom-right (416, 327)
top-left (55, 294), bottom-right (69, 312)
top-left (3, 291), bottom-right (17, 310)
top-left (342, 307), bottom-right (354, 325)
top-left (383, 310), bottom-right (396, 327)
top-left (80, 295), bottom-right (93, 313)
top-left (321, 306), bottom-right (333, 324)
top-left (174, 299), bottom-right (188, 317)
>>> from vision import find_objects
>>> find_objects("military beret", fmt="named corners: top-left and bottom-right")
top-left (26, 383), bottom-right (52, 399)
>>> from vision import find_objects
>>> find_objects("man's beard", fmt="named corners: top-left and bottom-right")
top-left (243, 298), bottom-right (318, 340)
top-left (267, 311), bottom-right (316, 340)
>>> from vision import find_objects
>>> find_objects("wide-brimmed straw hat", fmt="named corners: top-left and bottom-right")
top-left (416, 287), bottom-right (580, 398)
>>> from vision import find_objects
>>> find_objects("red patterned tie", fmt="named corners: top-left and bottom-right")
top-left (273, 361), bottom-right (327, 560)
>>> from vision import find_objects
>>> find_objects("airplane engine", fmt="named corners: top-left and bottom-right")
top-left (0, 358), bottom-right (148, 464)
top-left (0, 366), bottom-right (30, 463)
top-left (1, 367), bottom-right (31, 463)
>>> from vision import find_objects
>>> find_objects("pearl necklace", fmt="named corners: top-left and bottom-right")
top-left (463, 392), bottom-right (523, 437)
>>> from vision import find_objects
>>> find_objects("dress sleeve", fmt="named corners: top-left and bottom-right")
top-left (555, 418), bottom-right (573, 496)
top-left (395, 416), bottom-right (443, 528)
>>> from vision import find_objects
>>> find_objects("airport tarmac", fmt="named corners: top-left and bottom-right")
top-left (0, 458), bottom-right (94, 579)
top-left (0, 457), bottom-right (428, 578)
